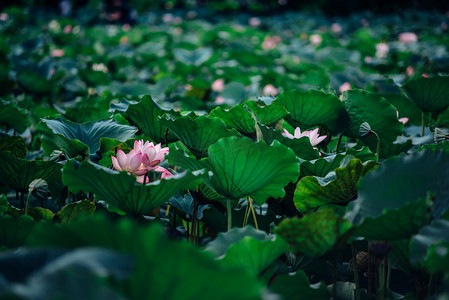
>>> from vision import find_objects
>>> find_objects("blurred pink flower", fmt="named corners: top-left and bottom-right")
top-left (406, 66), bottom-right (415, 77)
top-left (249, 17), bottom-right (261, 27)
top-left (63, 25), bottom-right (72, 34)
top-left (211, 79), bottom-right (225, 92)
top-left (339, 82), bottom-right (352, 93)
top-left (120, 36), bottom-right (129, 45)
top-left (215, 96), bottom-right (226, 104)
top-left (0, 13), bottom-right (9, 21)
top-left (309, 34), bottom-right (322, 46)
top-left (263, 84), bottom-right (278, 96)
top-left (442, 22), bottom-right (448, 31)
top-left (375, 43), bottom-right (389, 58)
top-left (51, 49), bottom-right (64, 57)
top-left (399, 32), bottom-right (418, 44)
top-left (282, 127), bottom-right (327, 146)
top-left (422, 73), bottom-right (429, 78)
top-left (396, 110), bottom-right (409, 125)
top-left (364, 56), bottom-right (373, 63)
top-left (262, 36), bottom-right (281, 50)
top-left (331, 23), bottom-right (342, 34)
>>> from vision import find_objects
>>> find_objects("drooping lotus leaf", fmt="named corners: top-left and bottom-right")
top-left (0, 151), bottom-right (63, 195)
top-left (0, 215), bottom-right (34, 249)
top-left (168, 137), bottom-right (300, 205)
top-left (345, 150), bottom-right (449, 228)
top-left (209, 101), bottom-right (287, 134)
top-left (399, 76), bottom-right (449, 114)
top-left (276, 209), bottom-right (354, 257)
top-left (37, 118), bottom-right (137, 158)
top-left (270, 270), bottom-right (329, 300)
top-left (205, 226), bottom-right (288, 276)
top-left (259, 125), bottom-right (320, 160)
top-left (0, 135), bottom-right (27, 159)
top-left (62, 159), bottom-right (204, 216)
top-left (110, 96), bottom-right (180, 144)
top-left (27, 216), bottom-right (265, 300)
top-left (300, 154), bottom-right (346, 178)
top-left (294, 159), bottom-right (379, 214)
top-left (410, 219), bottom-right (449, 274)
top-left (0, 100), bottom-right (29, 133)
top-left (341, 90), bottom-right (403, 147)
top-left (54, 200), bottom-right (96, 225)
top-left (275, 89), bottom-right (349, 134)
top-left (159, 113), bottom-right (240, 158)
top-left (173, 47), bottom-right (212, 66)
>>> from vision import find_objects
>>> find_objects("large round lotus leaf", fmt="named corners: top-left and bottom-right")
top-left (0, 136), bottom-right (27, 159)
top-left (345, 150), bottom-right (449, 229)
top-left (410, 220), bottom-right (449, 274)
top-left (341, 90), bottom-right (403, 144)
top-left (209, 101), bottom-right (288, 134)
top-left (62, 160), bottom-right (204, 216)
top-left (27, 216), bottom-right (265, 300)
top-left (300, 154), bottom-right (346, 178)
top-left (0, 100), bottom-right (29, 133)
top-left (276, 209), bottom-right (354, 257)
top-left (270, 270), bottom-right (329, 300)
top-left (54, 200), bottom-right (96, 225)
top-left (0, 215), bottom-right (34, 249)
top-left (294, 158), bottom-right (379, 214)
top-left (399, 76), bottom-right (449, 114)
top-left (111, 96), bottom-right (180, 144)
top-left (37, 118), bottom-right (137, 157)
top-left (383, 94), bottom-right (429, 126)
top-left (207, 136), bottom-right (300, 205)
top-left (275, 89), bottom-right (349, 134)
top-left (259, 125), bottom-right (320, 160)
top-left (0, 151), bottom-right (63, 195)
top-left (205, 226), bottom-right (288, 276)
top-left (159, 113), bottom-right (240, 159)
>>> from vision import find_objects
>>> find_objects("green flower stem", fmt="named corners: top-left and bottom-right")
top-left (421, 111), bottom-right (425, 137)
top-left (248, 197), bottom-right (259, 230)
top-left (371, 130), bottom-right (381, 162)
top-left (335, 135), bottom-right (343, 152)
top-left (227, 199), bottom-right (232, 232)
top-left (351, 242), bottom-right (361, 300)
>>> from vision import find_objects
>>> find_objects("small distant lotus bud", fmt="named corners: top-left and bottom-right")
top-left (370, 241), bottom-right (392, 258)
top-left (339, 82), bottom-right (351, 93)
top-left (399, 32), bottom-right (418, 44)
top-left (49, 150), bottom-right (67, 162)
top-left (309, 34), bottom-right (322, 46)
top-left (29, 179), bottom-right (49, 200)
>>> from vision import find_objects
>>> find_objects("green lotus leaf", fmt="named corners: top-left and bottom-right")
top-left (205, 226), bottom-right (288, 276)
top-left (17, 71), bottom-right (53, 95)
top-left (345, 150), bottom-right (449, 228)
top-left (168, 137), bottom-right (300, 205)
top-left (0, 214), bottom-right (34, 249)
top-left (27, 216), bottom-right (265, 300)
top-left (275, 89), bottom-right (349, 135)
top-left (7, 206), bottom-right (55, 222)
top-left (0, 151), bottom-right (63, 195)
top-left (341, 90), bottom-right (403, 149)
top-left (383, 94), bottom-right (429, 126)
top-left (159, 113), bottom-right (240, 159)
top-left (300, 154), bottom-right (346, 177)
top-left (270, 270), bottom-right (329, 300)
top-left (209, 101), bottom-right (287, 134)
top-left (62, 159), bottom-right (204, 216)
top-left (399, 76), bottom-right (449, 114)
top-left (112, 96), bottom-right (180, 144)
top-left (37, 118), bottom-right (137, 158)
top-left (410, 219), bottom-right (449, 274)
top-left (259, 125), bottom-right (320, 160)
top-left (173, 47), bottom-right (212, 66)
top-left (54, 200), bottom-right (96, 224)
top-left (0, 100), bottom-right (29, 133)
top-left (0, 135), bottom-right (27, 159)
top-left (276, 209), bottom-right (354, 257)
top-left (294, 159), bottom-right (379, 214)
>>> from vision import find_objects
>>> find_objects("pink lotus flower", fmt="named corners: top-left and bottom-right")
top-left (51, 49), bottom-right (64, 57)
top-left (112, 149), bottom-right (148, 176)
top-left (262, 36), bottom-right (281, 50)
top-left (249, 17), bottom-right (261, 27)
top-left (211, 79), bottom-right (225, 92)
top-left (399, 32), bottom-right (418, 44)
top-left (215, 96), bottom-right (226, 105)
top-left (133, 140), bottom-right (169, 169)
top-left (282, 127), bottom-right (327, 146)
top-left (375, 43), bottom-right (389, 58)
top-left (263, 84), bottom-right (278, 96)
top-left (136, 166), bottom-right (173, 183)
top-left (406, 66), bottom-right (415, 77)
top-left (331, 23), bottom-right (342, 34)
top-left (309, 34), bottom-right (322, 46)
top-left (396, 110), bottom-right (409, 125)
top-left (339, 82), bottom-right (352, 93)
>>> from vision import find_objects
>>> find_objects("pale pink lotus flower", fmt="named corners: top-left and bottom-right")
top-left (136, 166), bottom-right (173, 183)
top-left (63, 25), bottom-right (72, 34)
top-left (282, 127), bottom-right (327, 146)
top-left (339, 82), bottom-right (352, 93)
top-left (309, 34), bottom-right (322, 46)
top-left (215, 96), bottom-right (226, 105)
top-left (422, 73), bottom-right (429, 78)
top-left (375, 43), bottom-right (389, 58)
top-left (92, 63), bottom-right (108, 72)
top-left (331, 23), bottom-right (342, 34)
top-left (211, 79), bottom-right (225, 92)
top-left (249, 17), bottom-right (261, 27)
top-left (364, 56), bottom-right (373, 63)
top-left (51, 49), bottom-right (64, 57)
top-left (122, 24), bottom-right (131, 31)
top-left (0, 13), bottom-right (9, 21)
top-left (396, 110), bottom-right (409, 125)
top-left (162, 13), bottom-right (173, 23)
top-left (112, 149), bottom-right (148, 176)
top-left (399, 32), bottom-right (418, 44)
top-left (263, 84), bottom-right (279, 96)
top-left (133, 140), bottom-right (169, 169)
top-left (406, 66), bottom-right (415, 77)
top-left (262, 35), bottom-right (281, 50)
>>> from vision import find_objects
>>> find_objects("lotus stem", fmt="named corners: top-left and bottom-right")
top-left (227, 199), bottom-right (232, 231)
top-left (249, 197), bottom-right (259, 230)
top-left (242, 200), bottom-right (250, 227)
top-left (335, 135), bottom-right (343, 152)
top-left (371, 130), bottom-right (381, 162)
top-left (25, 192), bottom-right (32, 216)
top-left (351, 242), bottom-right (361, 300)
top-left (165, 205), bottom-right (171, 217)
top-left (421, 112), bottom-right (425, 137)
